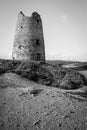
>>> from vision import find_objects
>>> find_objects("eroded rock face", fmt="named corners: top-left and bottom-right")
top-left (12, 11), bottom-right (45, 62)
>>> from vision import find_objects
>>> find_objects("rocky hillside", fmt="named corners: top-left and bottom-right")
top-left (0, 60), bottom-right (87, 89)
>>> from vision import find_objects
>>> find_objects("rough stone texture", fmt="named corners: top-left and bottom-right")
top-left (12, 11), bottom-right (45, 62)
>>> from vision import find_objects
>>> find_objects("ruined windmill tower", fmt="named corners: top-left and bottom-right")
top-left (12, 11), bottom-right (45, 62)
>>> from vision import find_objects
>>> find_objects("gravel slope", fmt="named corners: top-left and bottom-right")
top-left (0, 73), bottom-right (87, 130)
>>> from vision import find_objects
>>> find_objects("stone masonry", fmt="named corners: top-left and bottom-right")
top-left (12, 11), bottom-right (45, 62)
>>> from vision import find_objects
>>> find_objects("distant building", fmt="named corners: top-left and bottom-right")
top-left (12, 11), bottom-right (45, 62)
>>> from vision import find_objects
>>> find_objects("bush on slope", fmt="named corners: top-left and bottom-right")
top-left (14, 61), bottom-right (87, 89)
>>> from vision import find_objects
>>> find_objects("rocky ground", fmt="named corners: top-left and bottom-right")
top-left (0, 73), bottom-right (87, 130)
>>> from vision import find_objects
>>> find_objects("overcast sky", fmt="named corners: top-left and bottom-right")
top-left (0, 0), bottom-right (87, 61)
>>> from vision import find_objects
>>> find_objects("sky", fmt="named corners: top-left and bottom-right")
top-left (0, 0), bottom-right (87, 61)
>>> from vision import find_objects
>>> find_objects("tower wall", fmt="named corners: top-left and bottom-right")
top-left (12, 11), bottom-right (45, 62)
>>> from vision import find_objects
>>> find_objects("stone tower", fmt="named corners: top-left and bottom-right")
top-left (12, 11), bottom-right (45, 62)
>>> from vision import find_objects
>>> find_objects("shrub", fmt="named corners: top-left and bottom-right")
top-left (15, 61), bottom-right (54, 86)
top-left (0, 59), bottom-right (87, 89)
top-left (0, 60), bottom-right (21, 74)
top-left (14, 61), bottom-right (87, 89)
top-left (60, 69), bottom-right (87, 89)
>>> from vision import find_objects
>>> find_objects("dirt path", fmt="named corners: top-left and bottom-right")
top-left (0, 73), bottom-right (87, 130)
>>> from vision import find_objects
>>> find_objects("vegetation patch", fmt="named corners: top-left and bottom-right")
top-left (0, 59), bottom-right (87, 89)
top-left (14, 61), bottom-right (87, 89)
top-left (0, 59), bottom-right (21, 74)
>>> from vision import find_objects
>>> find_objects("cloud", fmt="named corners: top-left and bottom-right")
top-left (60, 15), bottom-right (68, 23)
